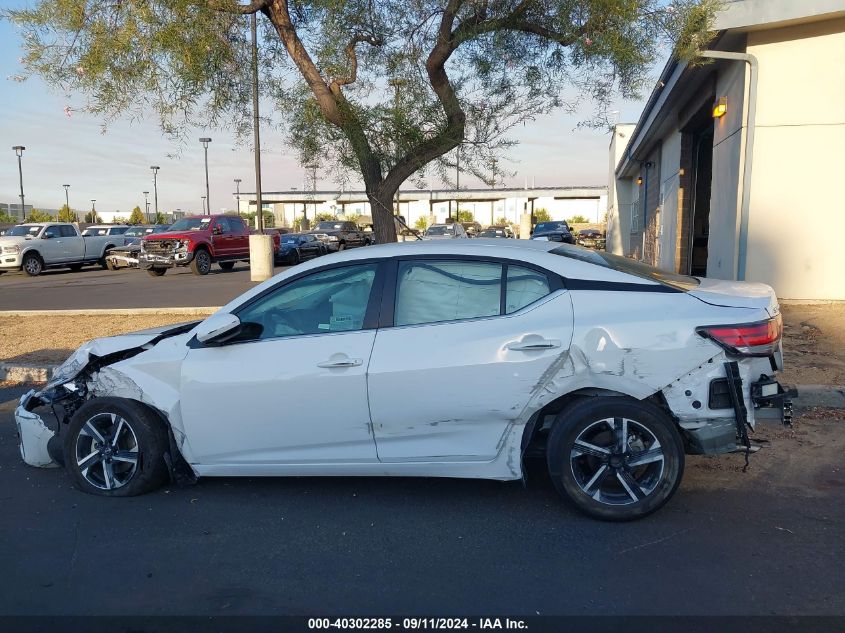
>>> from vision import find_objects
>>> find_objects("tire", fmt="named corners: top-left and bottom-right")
top-left (105, 260), bottom-right (117, 271)
top-left (22, 252), bottom-right (43, 276)
top-left (291, 249), bottom-right (301, 265)
top-left (218, 261), bottom-right (235, 272)
top-left (190, 248), bottom-right (212, 275)
top-left (546, 397), bottom-right (684, 521)
top-left (364, 238), bottom-right (372, 246)
top-left (99, 246), bottom-right (115, 269)
top-left (147, 268), bottom-right (167, 277)
top-left (69, 263), bottom-right (84, 272)
top-left (63, 397), bottom-right (170, 497)
top-left (337, 241), bottom-right (346, 251)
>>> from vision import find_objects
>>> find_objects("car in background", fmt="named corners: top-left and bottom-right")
top-left (104, 225), bottom-right (171, 270)
top-left (277, 233), bottom-right (329, 265)
top-left (461, 222), bottom-right (483, 237)
top-left (577, 229), bottom-right (605, 249)
top-left (308, 220), bottom-right (370, 251)
top-left (478, 226), bottom-right (515, 239)
top-left (531, 221), bottom-right (575, 244)
top-left (81, 225), bottom-right (132, 244)
top-left (17, 240), bottom-right (789, 522)
top-left (422, 223), bottom-right (468, 239)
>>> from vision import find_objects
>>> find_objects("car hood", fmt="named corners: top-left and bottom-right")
top-left (143, 230), bottom-right (205, 241)
top-left (688, 278), bottom-right (779, 316)
top-left (421, 235), bottom-right (458, 240)
top-left (0, 235), bottom-right (31, 247)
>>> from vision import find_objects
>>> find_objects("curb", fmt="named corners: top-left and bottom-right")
top-left (0, 307), bottom-right (219, 317)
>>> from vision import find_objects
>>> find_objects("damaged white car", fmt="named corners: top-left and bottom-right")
top-left (15, 240), bottom-right (790, 521)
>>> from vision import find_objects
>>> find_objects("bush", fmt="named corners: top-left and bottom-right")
top-left (567, 214), bottom-right (589, 224)
top-left (533, 208), bottom-right (551, 223)
top-left (57, 204), bottom-right (78, 223)
top-left (494, 217), bottom-right (509, 227)
top-left (128, 206), bottom-right (146, 224)
top-left (112, 216), bottom-right (127, 224)
top-left (314, 212), bottom-right (337, 223)
top-left (457, 209), bottom-right (474, 223)
top-left (26, 208), bottom-right (53, 222)
top-left (414, 216), bottom-right (429, 230)
top-left (155, 212), bottom-right (168, 224)
top-left (84, 211), bottom-right (103, 223)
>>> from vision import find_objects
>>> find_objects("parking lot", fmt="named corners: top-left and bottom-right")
top-left (1, 379), bottom-right (843, 616)
top-left (0, 262), bottom-right (290, 310)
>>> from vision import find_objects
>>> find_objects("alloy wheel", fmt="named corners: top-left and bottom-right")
top-left (569, 417), bottom-right (665, 505)
top-left (74, 413), bottom-right (139, 490)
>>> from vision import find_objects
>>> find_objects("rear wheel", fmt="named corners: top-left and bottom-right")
top-left (190, 248), bottom-right (212, 275)
top-left (337, 241), bottom-right (346, 251)
top-left (99, 246), bottom-right (115, 269)
top-left (218, 261), bottom-right (235, 272)
top-left (22, 253), bottom-right (43, 276)
top-left (69, 263), bottom-right (84, 272)
top-left (147, 268), bottom-right (167, 277)
top-left (63, 397), bottom-right (170, 497)
top-left (546, 397), bottom-right (684, 521)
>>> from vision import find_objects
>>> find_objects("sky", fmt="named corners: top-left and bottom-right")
top-left (0, 2), bottom-right (655, 216)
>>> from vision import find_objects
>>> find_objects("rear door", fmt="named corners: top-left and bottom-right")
top-left (367, 257), bottom-right (574, 461)
top-left (227, 217), bottom-right (250, 257)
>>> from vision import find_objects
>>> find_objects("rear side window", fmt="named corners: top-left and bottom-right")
top-left (550, 245), bottom-right (700, 291)
top-left (395, 261), bottom-right (502, 326)
top-left (506, 266), bottom-right (551, 313)
top-left (110, 227), bottom-right (129, 235)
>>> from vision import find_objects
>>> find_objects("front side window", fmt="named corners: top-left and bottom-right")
top-left (237, 264), bottom-right (378, 340)
top-left (395, 260), bottom-right (502, 326)
top-left (59, 225), bottom-right (77, 237)
top-left (43, 225), bottom-right (60, 239)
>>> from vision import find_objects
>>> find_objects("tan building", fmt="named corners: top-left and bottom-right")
top-left (607, 0), bottom-right (845, 300)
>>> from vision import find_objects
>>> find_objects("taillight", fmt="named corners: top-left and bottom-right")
top-left (697, 314), bottom-right (782, 357)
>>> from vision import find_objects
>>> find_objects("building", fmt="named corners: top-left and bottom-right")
top-left (237, 186), bottom-right (608, 230)
top-left (607, 0), bottom-right (845, 300)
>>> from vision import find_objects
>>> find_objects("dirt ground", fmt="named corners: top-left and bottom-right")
top-left (1, 303), bottom-right (844, 387)
top-left (779, 303), bottom-right (845, 387)
top-left (0, 314), bottom-right (196, 366)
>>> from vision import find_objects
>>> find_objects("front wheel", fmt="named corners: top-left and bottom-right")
top-left (190, 249), bottom-right (212, 275)
top-left (63, 397), bottom-right (170, 496)
top-left (546, 397), bottom-right (684, 521)
top-left (22, 253), bottom-right (43, 276)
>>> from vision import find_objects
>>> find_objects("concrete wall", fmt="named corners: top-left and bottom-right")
top-left (743, 17), bottom-right (845, 299)
top-left (657, 132), bottom-right (682, 271)
top-left (607, 125), bottom-right (636, 255)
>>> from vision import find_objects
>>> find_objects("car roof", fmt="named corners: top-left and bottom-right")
top-left (87, 224), bottom-right (129, 229)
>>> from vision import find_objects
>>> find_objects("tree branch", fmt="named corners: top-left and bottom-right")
top-left (205, 0), bottom-right (272, 15)
top-left (331, 33), bottom-right (383, 90)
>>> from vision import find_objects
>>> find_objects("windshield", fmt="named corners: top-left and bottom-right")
top-left (281, 236), bottom-right (301, 244)
top-left (124, 226), bottom-right (148, 237)
top-left (480, 229), bottom-right (505, 237)
top-left (315, 222), bottom-right (345, 230)
top-left (6, 225), bottom-right (42, 237)
top-left (425, 225), bottom-right (455, 235)
top-left (167, 218), bottom-right (212, 232)
top-left (551, 245), bottom-right (700, 291)
top-left (534, 222), bottom-right (568, 233)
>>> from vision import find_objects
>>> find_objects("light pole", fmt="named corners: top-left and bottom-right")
top-left (199, 137), bottom-right (212, 214)
top-left (234, 178), bottom-right (242, 217)
top-left (12, 146), bottom-right (26, 221)
top-left (201, 196), bottom-right (207, 215)
top-left (90, 199), bottom-right (96, 222)
top-left (251, 12), bottom-right (263, 234)
top-left (143, 191), bottom-right (150, 223)
top-left (150, 166), bottom-right (160, 221)
top-left (62, 184), bottom-right (71, 218)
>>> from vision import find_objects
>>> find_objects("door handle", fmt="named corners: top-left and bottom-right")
top-left (506, 336), bottom-right (561, 351)
top-left (317, 357), bottom-right (363, 368)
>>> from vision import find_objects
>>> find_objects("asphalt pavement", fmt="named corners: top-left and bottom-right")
top-left (1, 383), bottom-right (844, 617)
top-left (0, 263), bottom-right (290, 310)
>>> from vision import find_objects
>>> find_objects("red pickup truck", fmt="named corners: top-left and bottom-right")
top-left (139, 215), bottom-right (280, 276)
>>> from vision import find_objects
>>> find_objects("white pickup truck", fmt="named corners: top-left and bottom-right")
top-left (0, 222), bottom-right (129, 276)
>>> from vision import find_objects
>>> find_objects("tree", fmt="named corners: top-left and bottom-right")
top-left (84, 210), bottom-right (103, 223)
top-left (112, 215), bottom-right (127, 224)
top-left (414, 216), bottom-right (429, 231)
top-left (457, 209), bottom-right (474, 222)
top-left (567, 214), bottom-right (589, 224)
top-left (7, 1), bottom-right (716, 244)
top-left (314, 212), bottom-right (338, 222)
top-left (128, 206), bottom-right (146, 225)
top-left (155, 212), bottom-right (168, 224)
top-left (26, 208), bottom-right (52, 222)
top-left (57, 204), bottom-right (79, 223)
top-left (533, 208), bottom-right (552, 223)
top-left (494, 216), bottom-right (510, 227)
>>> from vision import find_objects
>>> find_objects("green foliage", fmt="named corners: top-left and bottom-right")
top-left (26, 208), bottom-right (52, 222)
top-left (494, 217), bottom-right (510, 227)
top-left (84, 210), bottom-right (103, 223)
top-left (57, 204), bottom-right (78, 223)
top-left (155, 212), bottom-right (168, 224)
top-left (0, 210), bottom-right (19, 223)
top-left (112, 216), bottom-right (127, 224)
top-left (292, 217), bottom-right (303, 232)
top-left (456, 210), bottom-right (474, 223)
top-left (128, 206), bottom-right (146, 224)
top-left (414, 216), bottom-right (429, 231)
top-left (314, 212), bottom-right (337, 223)
top-left (242, 211), bottom-right (275, 229)
top-left (533, 209), bottom-right (552, 223)
top-left (568, 215), bottom-right (590, 224)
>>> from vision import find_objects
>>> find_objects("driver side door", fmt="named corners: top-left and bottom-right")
top-left (179, 262), bottom-right (384, 468)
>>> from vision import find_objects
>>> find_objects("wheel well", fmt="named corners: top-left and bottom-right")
top-left (521, 388), bottom-right (670, 455)
top-left (22, 249), bottom-right (42, 261)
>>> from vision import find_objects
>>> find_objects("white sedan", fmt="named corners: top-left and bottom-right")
top-left (15, 240), bottom-right (790, 520)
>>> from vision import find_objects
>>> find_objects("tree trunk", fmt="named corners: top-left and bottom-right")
top-left (368, 187), bottom-right (398, 245)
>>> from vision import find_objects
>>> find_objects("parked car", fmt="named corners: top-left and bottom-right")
top-left (308, 220), bottom-right (371, 251)
top-left (139, 215), bottom-right (280, 276)
top-left (15, 240), bottom-right (789, 521)
top-left (461, 221), bottom-right (483, 237)
top-left (81, 225), bottom-right (131, 242)
top-left (478, 226), bottom-right (515, 238)
top-left (277, 233), bottom-right (329, 265)
top-left (577, 229), bottom-right (605, 249)
top-left (104, 225), bottom-right (172, 270)
top-left (0, 222), bottom-right (126, 276)
top-left (531, 220), bottom-right (575, 244)
top-left (422, 223), bottom-right (468, 239)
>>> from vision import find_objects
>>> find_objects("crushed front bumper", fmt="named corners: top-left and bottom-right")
top-left (15, 390), bottom-right (59, 468)
top-left (139, 251), bottom-right (193, 269)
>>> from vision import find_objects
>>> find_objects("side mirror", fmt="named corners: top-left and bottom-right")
top-left (212, 226), bottom-right (223, 235)
top-left (195, 313), bottom-right (242, 345)
top-left (42, 233), bottom-right (55, 240)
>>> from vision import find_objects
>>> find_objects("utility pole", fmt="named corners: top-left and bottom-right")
top-left (455, 145), bottom-right (460, 224)
top-left (201, 196), bottom-right (207, 215)
top-left (62, 184), bottom-right (70, 209)
top-left (234, 178), bottom-right (242, 217)
top-left (251, 12), bottom-right (263, 234)
top-left (150, 166), bottom-right (160, 221)
top-left (199, 137), bottom-right (212, 214)
top-left (90, 199), bottom-right (96, 222)
top-left (12, 146), bottom-right (25, 221)
top-left (143, 191), bottom-right (150, 223)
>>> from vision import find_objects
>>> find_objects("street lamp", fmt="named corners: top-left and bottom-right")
top-left (90, 199), bottom-right (96, 221)
top-left (62, 184), bottom-right (70, 216)
top-left (234, 178), bottom-right (242, 216)
top-left (12, 146), bottom-right (25, 221)
top-left (201, 196), bottom-right (207, 215)
top-left (143, 191), bottom-right (150, 223)
top-left (199, 137), bottom-right (212, 214)
top-left (150, 166), bottom-right (160, 221)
